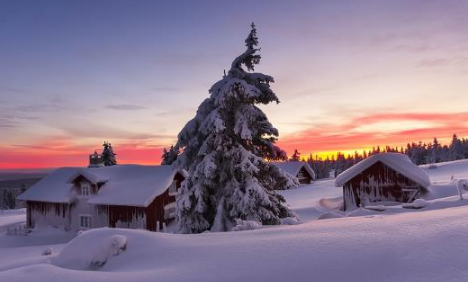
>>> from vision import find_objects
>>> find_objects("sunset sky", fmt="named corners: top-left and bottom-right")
top-left (1, 0), bottom-right (468, 169)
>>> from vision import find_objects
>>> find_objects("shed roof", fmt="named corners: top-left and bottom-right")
top-left (18, 165), bottom-right (186, 207)
top-left (273, 161), bottom-right (316, 180)
top-left (335, 153), bottom-right (431, 188)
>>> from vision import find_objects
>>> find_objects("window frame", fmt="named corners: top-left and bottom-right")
top-left (79, 214), bottom-right (92, 229)
top-left (80, 182), bottom-right (91, 196)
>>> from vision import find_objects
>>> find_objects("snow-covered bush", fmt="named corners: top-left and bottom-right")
top-left (174, 23), bottom-right (298, 233)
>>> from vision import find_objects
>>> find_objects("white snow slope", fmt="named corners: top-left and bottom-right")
top-left (1, 159), bottom-right (468, 282)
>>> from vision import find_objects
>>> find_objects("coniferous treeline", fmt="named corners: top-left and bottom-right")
top-left (295, 134), bottom-right (468, 180)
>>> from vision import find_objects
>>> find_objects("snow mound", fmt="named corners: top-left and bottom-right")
top-left (413, 199), bottom-right (429, 208)
top-left (231, 220), bottom-right (262, 231)
top-left (317, 211), bottom-right (343, 220)
top-left (53, 229), bottom-right (127, 270)
top-left (280, 217), bottom-right (300, 225)
top-left (364, 205), bottom-right (386, 212)
top-left (425, 183), bottom-right (459, 199)
top-left (318, 197), bottom-right (343, 210)
top-left (346, 208), bottom-right (378, 218)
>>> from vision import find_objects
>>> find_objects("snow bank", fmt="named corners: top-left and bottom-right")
top-left (422, 159), bottom-right (468, 183)
top-left (317, 211), bottom-right (343, 220)
top-left (53, 229), bottom-right (127, 270)
top-left (345, 208), bottom-right (379, 217)
top-left (280, 217), bottom-right (300, 225)
top-left (3, 206), bottom-right (468, 282)
top-left (425, 183), bottom-right (460, 199)
top-left (231, 219), bottom-right (262, 231)
top-left (402, 199), bottom-right (429, 209)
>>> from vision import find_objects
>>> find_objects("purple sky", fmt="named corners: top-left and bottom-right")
top-left (1, 0), bottom-right (468, 168)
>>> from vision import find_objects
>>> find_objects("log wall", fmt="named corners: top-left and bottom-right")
top-left (343, 161), bottom-right (423, 210)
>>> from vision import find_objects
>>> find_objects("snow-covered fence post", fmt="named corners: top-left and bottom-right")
top-left (456, 179), bottom-right (464, 201)
top-left (156, 221), bottom-right (160, 232)
top-left (162, 222), bottom-right (167, 233)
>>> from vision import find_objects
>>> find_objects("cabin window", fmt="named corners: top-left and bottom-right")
top-left (80, 183), bottom-right (91, 196)
top-left (79, 215), bottom-right (92, 228)
top-left (168, 180), bottom-right (177, 196)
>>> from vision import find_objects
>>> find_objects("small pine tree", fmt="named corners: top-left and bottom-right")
top-left (175, 23), bottom-right (298, 233)
top-left (2, 190), bottom-right (7, 209)
top-left (3, 189), bottom-right (16, 210)
top-left (19, 183), bottom-right (27, 194)
top-left (449, 134), bottom-right (463, 161)
top-left (161, 145), bottom-right (180, 165)
top-left (290, 149), bottom-right (301, 162)
top-left (101, 142), bottom-right (117, 166)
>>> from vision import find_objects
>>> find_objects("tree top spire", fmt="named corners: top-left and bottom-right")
top-left (230, 22), bottom-right (261, 73)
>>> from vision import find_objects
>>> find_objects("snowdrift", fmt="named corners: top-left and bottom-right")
top-left (2, 207), bottom-right (468, 282)
top-left (53, 229), bottom-right (127, 270)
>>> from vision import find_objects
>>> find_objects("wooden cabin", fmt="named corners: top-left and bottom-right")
top-left (273, 161), bottom-right (316, 184)
top-left (18, 165), bottom-right (186, 232)
top-left (335, 153), bottom-right (431, 211)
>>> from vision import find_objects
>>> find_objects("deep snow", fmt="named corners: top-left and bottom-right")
top-left (1, 159), bottom-right (468, 282)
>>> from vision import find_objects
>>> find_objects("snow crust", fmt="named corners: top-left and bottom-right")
top-left (335, 153), bottom-right (431, 188)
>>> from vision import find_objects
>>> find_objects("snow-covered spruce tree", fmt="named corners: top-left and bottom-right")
top-left (161, 145), bottom-right (180, 165)
top-left (290, 149), bottom-right (301, 162)
top-left (175, 23), bottom-right (298, 233)
top-left (101, 142), bottom-right (117, 166)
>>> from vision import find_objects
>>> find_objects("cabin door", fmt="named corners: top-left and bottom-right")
top-left (402, 187), bottom-right (419, 202)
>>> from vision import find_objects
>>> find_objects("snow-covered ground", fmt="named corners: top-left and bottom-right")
top-left (0, 209), bottom-right (26, 232)
top-left (1, 159), bottom-right (468, 281)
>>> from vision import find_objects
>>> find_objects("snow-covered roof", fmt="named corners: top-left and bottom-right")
top-left (17, 167), bottom-right (79, 204)
top-left (18, 165), bottom-right (186, 207)
top-left (273, 161), bottom-right (316, 180)
top-left (335, 153), bottom-right (431, 188)
top-left (67, 169), bottom-right (109, 184)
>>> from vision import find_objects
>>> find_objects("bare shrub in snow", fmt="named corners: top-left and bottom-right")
top-left (42, 247), bottom-right (55, 256)
top-left (428, 164), bottom-right (438, 170)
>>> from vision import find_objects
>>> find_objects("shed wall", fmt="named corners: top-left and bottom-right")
top-left (343, 161), bottom-right (423, 210)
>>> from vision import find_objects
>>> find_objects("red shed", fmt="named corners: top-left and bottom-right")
top-left (335, 153), bottom-right (431, 211)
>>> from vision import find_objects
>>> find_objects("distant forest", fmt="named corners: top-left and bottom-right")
top-left (290, 134), bottom-right (468, 180)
